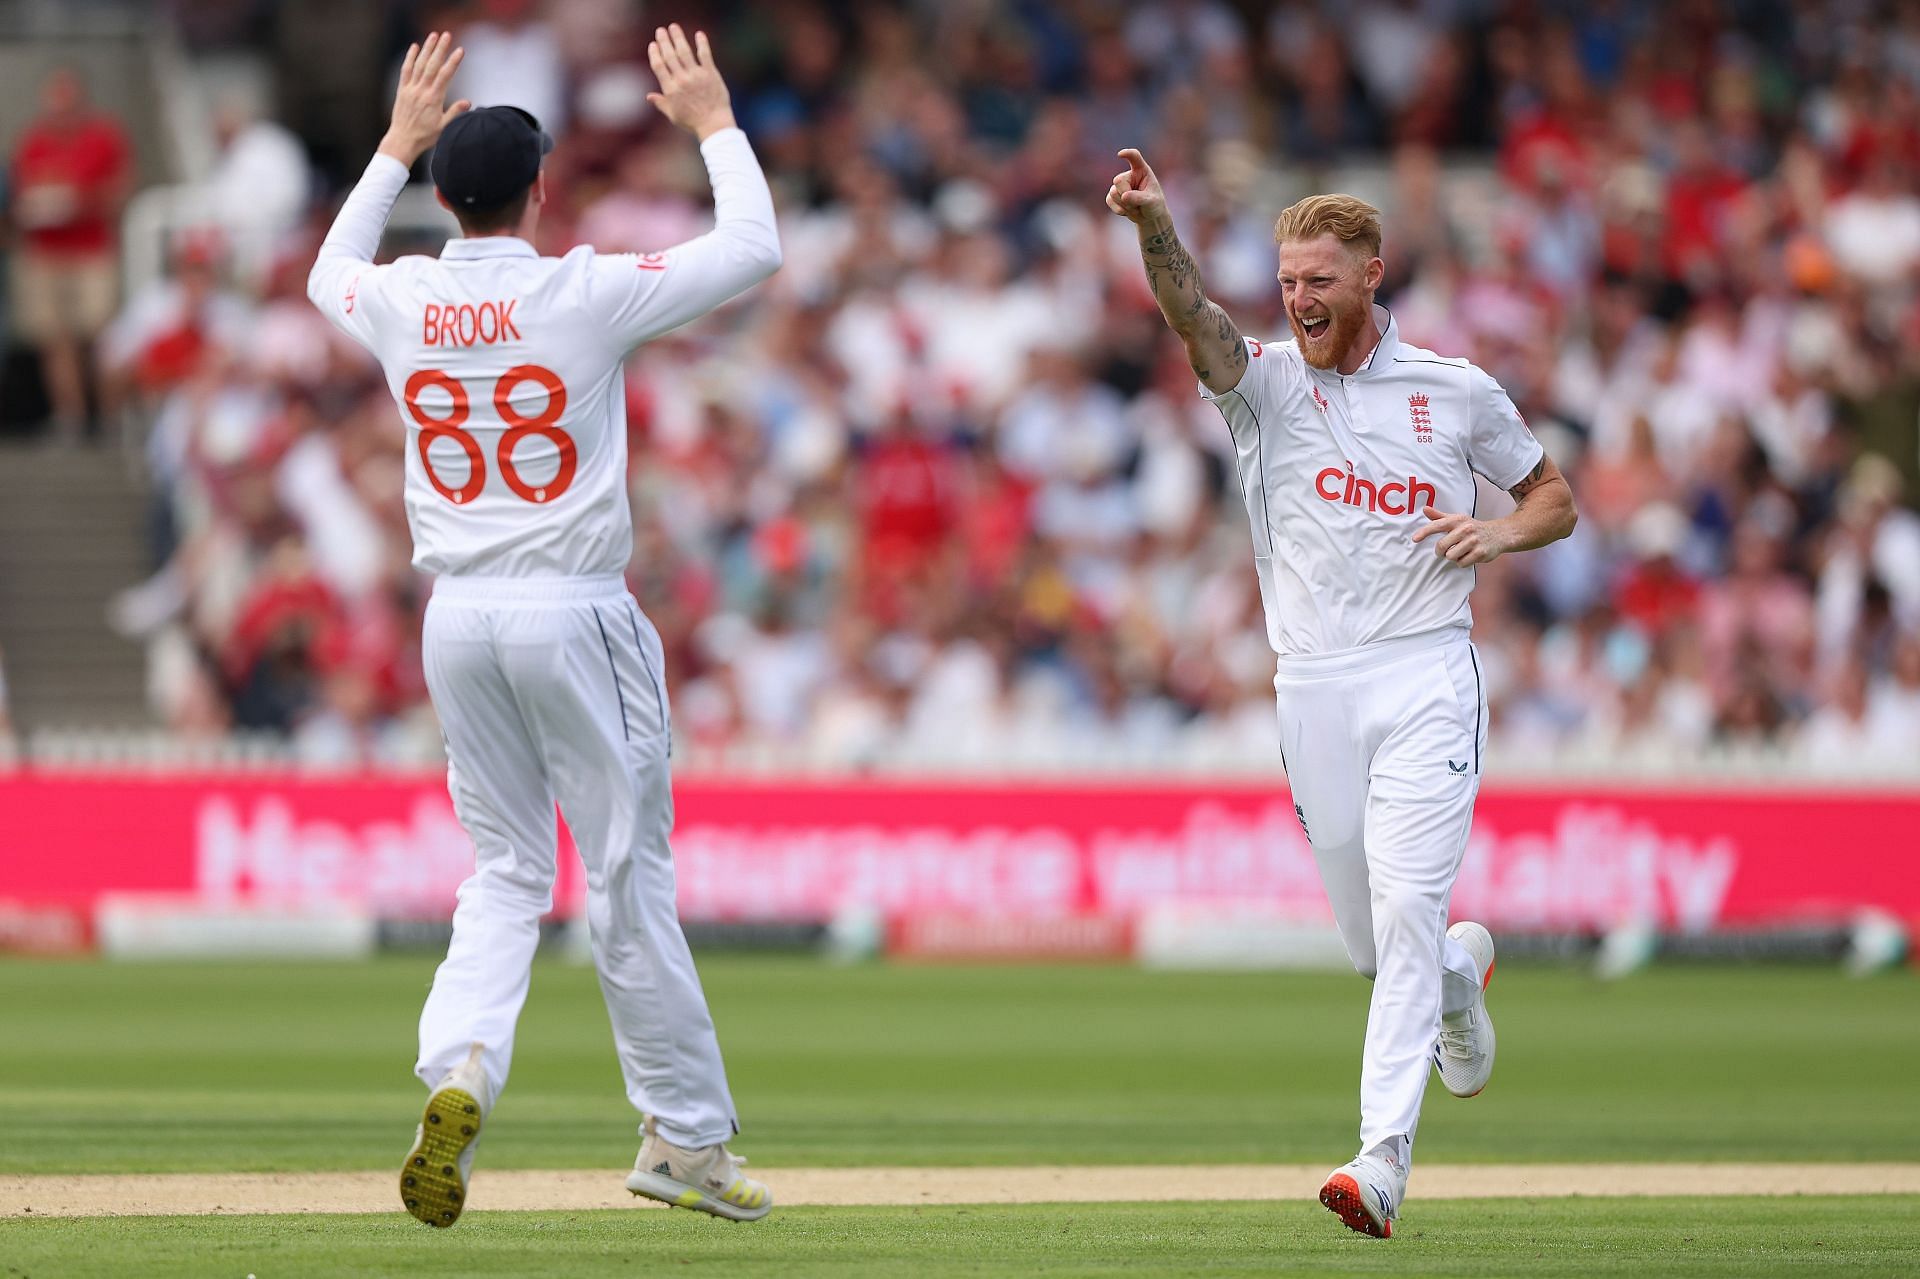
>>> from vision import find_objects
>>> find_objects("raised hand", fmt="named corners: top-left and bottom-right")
top-left (379, 31), bottom-right (471, 166)
top-left (1106, 148), bottom-right (1168, 226)
top-left (647, 23), bottom-right (736, 141)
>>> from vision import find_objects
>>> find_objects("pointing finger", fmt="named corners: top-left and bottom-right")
top-left (1119, 147), bottom-right (1150, 178)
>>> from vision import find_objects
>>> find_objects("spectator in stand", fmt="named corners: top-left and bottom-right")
top-left (222, 538), bottom-right (339, 734)
top-left (97, 233), bottom-right (253, 425)
top-left (1614, 503), bottom-right (1702, 641)
top-left (574, 142), bottom-right (705, 252)
top-left (450, 0), bottom-right (569, 138)
top-left (1825, 153), bottom-right (1920, 287)
top-left (200, 91), bottom-right (314, 280)
top-left (7, 66), bottom-right (132, 443)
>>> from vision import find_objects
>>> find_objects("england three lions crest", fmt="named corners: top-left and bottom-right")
top-left (1408, 392), bottom-right (1433, 444)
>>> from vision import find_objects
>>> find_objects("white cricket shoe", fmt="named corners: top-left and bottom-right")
top-left (1435, 921), bottom-right (1497, 1098)
top-left (401, 1045), bottom-right (489, 1228)
top-left (626, 1115), bottom-right (772, 1221)
top-left (1318, 1151), bottom-right (1404, 1238)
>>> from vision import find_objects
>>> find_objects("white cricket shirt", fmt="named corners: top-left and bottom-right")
top-left (1203, 305), bottom-right (1543, 658)
top-left (308, 128), bottom-right (781, 579)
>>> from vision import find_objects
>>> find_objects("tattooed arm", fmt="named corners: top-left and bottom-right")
top-left (1500, 455), bottom-right (1578, 549)
top-left (1105, 148), bottom-right (1247, 394)
top-left (1412, 453), bottom-right (1578, 565)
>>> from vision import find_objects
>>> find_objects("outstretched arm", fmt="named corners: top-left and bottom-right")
top-left (595, 23), bottom-right (781, 347)
top-left (1411, 453), bottom-right (1578, 565)
top-left (1106, 148), bottom-right (1246, 394)
top-left (308, 31), bottom-right (469, 337)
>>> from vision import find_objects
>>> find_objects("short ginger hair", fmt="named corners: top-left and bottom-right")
top-left (1273, 194), bottom-right (1383, 260)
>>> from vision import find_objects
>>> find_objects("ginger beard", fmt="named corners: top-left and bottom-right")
top-left (1286, 281), bottom-right (1370, 370)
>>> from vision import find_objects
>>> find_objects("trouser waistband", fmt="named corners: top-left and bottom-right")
top-left (431, 573), bottom-right (627, 603)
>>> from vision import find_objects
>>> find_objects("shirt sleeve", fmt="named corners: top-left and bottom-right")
top-left (1196, 335), bottom-right (1294, 419)
top-left (306, 153), bottom-right (410, 352)
top-left (586, 127), bottom-right (782, 350)
top-left (1467, 365), bottom-right (1545, 490)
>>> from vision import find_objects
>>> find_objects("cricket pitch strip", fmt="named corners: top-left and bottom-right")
top-left (7, 1164), bottom-right (1920, 1218)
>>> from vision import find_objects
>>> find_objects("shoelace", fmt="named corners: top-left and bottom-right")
top-left (1436, 1010), bottom-right (1479, 1059)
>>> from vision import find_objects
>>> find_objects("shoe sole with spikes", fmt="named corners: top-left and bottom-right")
top-left (1319, 1172), bottom-right (1392, 1238)
top-left (400, 1085), bottom-right (481, 1227)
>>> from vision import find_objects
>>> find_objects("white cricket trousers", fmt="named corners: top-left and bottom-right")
top-left (416, 573), bottom-right (739, 1148)
top-left (1272, 628), bottom-right (1487, 1167)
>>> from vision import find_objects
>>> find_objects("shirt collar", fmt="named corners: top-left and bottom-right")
top-left (440, 236), bottom-right (538, 259)
top-left (1351, 303), bottom-right (1399, 376)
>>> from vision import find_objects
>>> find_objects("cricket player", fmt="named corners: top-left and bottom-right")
top-left (1107, 150), bottom-right (1576, 1237)
top-left (307, 29), bottom-right (781, 1228)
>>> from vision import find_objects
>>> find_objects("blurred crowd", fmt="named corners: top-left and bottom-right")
top-left (18, 0), bottom-right (1920, 770)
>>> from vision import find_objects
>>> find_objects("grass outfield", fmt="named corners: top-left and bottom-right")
top-left (3, 1199), bottom-right (1918, 1277)
top-left (0, 957), bottom-right (1915, 1173)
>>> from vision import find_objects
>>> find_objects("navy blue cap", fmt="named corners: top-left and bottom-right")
top-left (429, 105), bottom-right (555, 211)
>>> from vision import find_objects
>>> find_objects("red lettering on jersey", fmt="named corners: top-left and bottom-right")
top-left (1246, 337), bottom-right (1263, 357)
top-left (636, 253), bottom-right (668, 271)
top-left (1315, 462), bottom-right (1434, 515)
top-left (344, 275), bottom-right (360, 315)
top-left (421, 299), bottom-right (524, 348)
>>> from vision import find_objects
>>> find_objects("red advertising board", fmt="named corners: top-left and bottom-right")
top-left (1, 771), bottom-right (1915, 931)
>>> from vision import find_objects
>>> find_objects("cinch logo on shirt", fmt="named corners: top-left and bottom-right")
top-left (423, 299), bottom-right (522, 347)
top-left (1314, 461), bottom-right (1436, 516)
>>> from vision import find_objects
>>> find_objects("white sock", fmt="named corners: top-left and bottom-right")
top-left (1366, 1135), bottom-right (1410, 1171)
top-left (1440, 934), bottom-right (1481, 1018)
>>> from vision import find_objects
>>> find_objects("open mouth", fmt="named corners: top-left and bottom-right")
top-left (1299, 314), bottom-right (1330, 337)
